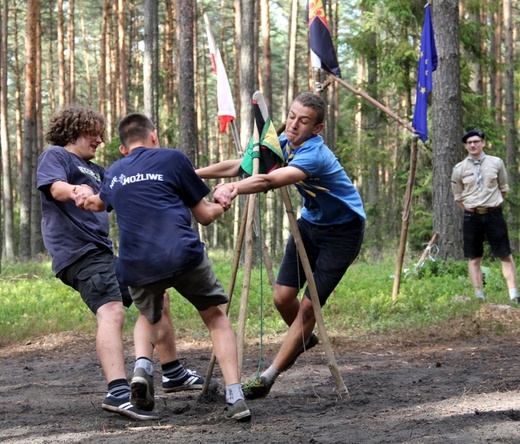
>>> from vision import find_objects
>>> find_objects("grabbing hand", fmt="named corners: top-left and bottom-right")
top-left (213, 182), bottom-right (237, 211)
top-left (73, 184), bottom-right (94, 209)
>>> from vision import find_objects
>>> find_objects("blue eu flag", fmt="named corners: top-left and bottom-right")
top-left (412, 4), bottom-right (437, 143)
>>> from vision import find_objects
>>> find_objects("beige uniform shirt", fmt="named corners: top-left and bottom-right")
top-left (451, 154), bottom-right (509, 208)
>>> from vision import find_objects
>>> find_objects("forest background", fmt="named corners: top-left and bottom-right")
top-left (0, 0), bottom-right (519, 270)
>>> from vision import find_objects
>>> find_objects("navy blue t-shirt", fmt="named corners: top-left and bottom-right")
top-left (100, 147), bottom-right (210, 287)
top-left (37, 145), bottom-right (113, 274)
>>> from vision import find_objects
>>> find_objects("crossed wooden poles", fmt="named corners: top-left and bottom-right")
top-left (202, 90), bottom-right (348, 398)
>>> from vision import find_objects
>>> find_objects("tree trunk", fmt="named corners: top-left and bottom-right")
top-left (502, 0), bottom-right (518, 252)
top-left (178, 0), bottom-right (197, 163)
top-left (144, 0), bottom-right (159, 125)
top-left (67, 0), bottom-right (76, 103)
top-left (432, 0), bottom-right (464, 260)
top-left (57, 0), bottom-right (66, 107)
top-left (0, 0), bottom-right (14, 260)
top-left (20, 0), bottom-right (40, 261)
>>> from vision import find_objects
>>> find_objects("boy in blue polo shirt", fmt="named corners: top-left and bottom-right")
top-left (198, 92), bottom-right (366, 398)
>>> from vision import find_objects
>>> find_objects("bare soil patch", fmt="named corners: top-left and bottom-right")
top-left (2, 304), bottom-right (520, 443)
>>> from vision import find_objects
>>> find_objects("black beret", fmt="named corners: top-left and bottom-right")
top-left (462, 130), bottom-right (485, 143)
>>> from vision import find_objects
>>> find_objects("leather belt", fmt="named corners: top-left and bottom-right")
top-left (465, 206), bottom-right (501, 215)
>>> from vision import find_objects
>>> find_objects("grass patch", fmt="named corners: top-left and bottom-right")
top-left (0, 253), bottom-right (517, 347)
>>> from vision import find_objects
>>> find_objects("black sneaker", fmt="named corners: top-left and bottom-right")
top-left (242, 376), bottom-right (274, 400)
top-left (224, 398), bottom-right (252, 422)
top-left (102, 394), bottom-right (159, 421)
top-left (282, 332), bottom-right (319, 372)
top-left (131, 368), bottom-right (155, 411)
top-left (162, 369), bottom-right (205, 393)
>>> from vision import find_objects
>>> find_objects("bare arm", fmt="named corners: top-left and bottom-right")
top-left (190, 199), bottom-right (226, 226)
top-left (213, 166), bottom-right (307, 203)
top-left (50, 180), bottom-right (93, 203)
top-left (83, 194), bottom-right (106, 212)
top-left (196, 159), bottom-right (242, 179)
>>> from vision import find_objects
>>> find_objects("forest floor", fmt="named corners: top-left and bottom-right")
top-left (2, 303), bottom-right (520, 444)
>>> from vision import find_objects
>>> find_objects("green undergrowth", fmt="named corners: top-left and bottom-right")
top-left (1, 252), bottom-right (517, 347)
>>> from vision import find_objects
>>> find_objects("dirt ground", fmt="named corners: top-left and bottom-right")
top-left (2, 303), bottom-right (520, 444)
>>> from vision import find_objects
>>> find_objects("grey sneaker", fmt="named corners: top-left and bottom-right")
top-left (162, 369), bottom-right (205, 393)
top-left (225, 398), bottom-right (251, 422)
top-left (131, 368), bottom-right (155, 411)
top-left (282, 332), bottom-right (319, 372)
top-left (102, 394), bottom-right (159, 421)
top-left (242, 376), bottom-right (274, 400)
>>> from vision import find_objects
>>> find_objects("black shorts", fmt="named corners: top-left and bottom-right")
top-left (463, 208), bottom-right (512, 259)
top-left (277, 217), bottom-right (365, 306)
top-left (57, 249), bottom-right (133, 314)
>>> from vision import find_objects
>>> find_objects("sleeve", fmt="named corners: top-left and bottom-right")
top-left (36, 148), bottom-right (68, 201)
top-left (497, 158), bottom-right (510, 193)
top-left (451, 165), bottom-right (463, 201)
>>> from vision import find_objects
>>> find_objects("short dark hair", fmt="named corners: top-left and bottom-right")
top-left (293, 92), bottom-right (326, 125)
top-left (45, 106), bottom-right (105, 146)
top-left (118, 113), bottom-right (156, 148)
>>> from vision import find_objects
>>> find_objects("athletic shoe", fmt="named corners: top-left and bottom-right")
top-left (282, 332), bottom-right (319, 372)
top-left (162, 369), bottom-right (205, 393)
top-left (131, 368), bottom-right (155, 411)
top-left (102, 393), bottom-right (159, 421)
top-left (224, 398), bottom-right (252, 421)
top-left (242, 376), bottom-right (273, 400)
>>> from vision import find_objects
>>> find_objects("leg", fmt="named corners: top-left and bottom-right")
top-left (95, 301), bottom-right (127, 383)
top-left (155, 291), bottom-right (178, 363)
top-left (198, 305), bottom-right (240, 385)
top-left (499, 254), bottom-right (518, 290)
top-left (271, 297), bottom-right (316, 372)
top-left (468, 257), bottom-right (484, 297)
top-left (273, 284), bottom-right (301, 326)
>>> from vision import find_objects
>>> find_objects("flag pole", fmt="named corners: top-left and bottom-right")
top-left (326, 73), bottom-right (415, 134)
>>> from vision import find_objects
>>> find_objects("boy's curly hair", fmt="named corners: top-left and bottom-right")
top-left (45, 106), bottom-right (106, 146)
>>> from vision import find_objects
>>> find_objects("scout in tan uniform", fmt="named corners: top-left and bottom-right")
top-left (451, 129), bottom-right (518, 302)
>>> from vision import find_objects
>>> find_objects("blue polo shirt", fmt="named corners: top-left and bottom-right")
top-left (280, 134), bottom-right (366, 225)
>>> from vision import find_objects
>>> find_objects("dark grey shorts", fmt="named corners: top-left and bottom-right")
top-left (129, 255), bottom-right (229, 324)
top-left (57, 249), bottom-right (132, 314)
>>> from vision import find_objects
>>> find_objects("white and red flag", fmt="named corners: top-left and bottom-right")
top-left (204, 14), bottom-right (236, 133)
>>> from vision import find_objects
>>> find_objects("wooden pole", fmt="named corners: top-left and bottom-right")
top-left (254, 90), bottom-right (348, 397)
top-left (392, 135), bottom-right (419, 300)
top-left (279, 186), bottom-right (348, 397)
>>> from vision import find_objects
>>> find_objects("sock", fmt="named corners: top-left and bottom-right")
top-left (135, 357), bottom-right (154, 376)
top-left (509, 288), bottom-right (518, 300)
top-left (474, 289), bottom-right (485, 300)
top-left (108, 378), bottom-right (130, 398)
top-left (161, 359), bottom-right (187, 381)
top-left (261, 365), bottom-right (280, 385)
top-left (225, 383), bottom-right (244, 405)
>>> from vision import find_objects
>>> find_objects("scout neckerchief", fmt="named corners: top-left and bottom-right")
top-left (467, 154), bottom-right (486, 191)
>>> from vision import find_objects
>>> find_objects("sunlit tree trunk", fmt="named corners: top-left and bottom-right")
top-left (20, 0), bottom-right (40, 260)
top-left (117, 0), bottom-right (127, 117)
top-left (67, 0), bottom-right (75, 103)
top-left (285, 0), bottom-right (298, 112)
top-left (57, 0), bottom-right (66, 106)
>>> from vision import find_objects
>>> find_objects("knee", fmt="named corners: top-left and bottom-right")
top-left (97, 301), bottom-right (125, 328)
